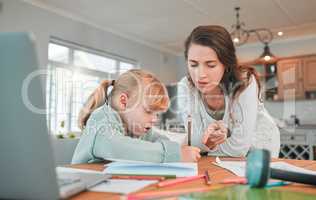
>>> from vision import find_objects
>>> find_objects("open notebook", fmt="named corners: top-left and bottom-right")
top-left (104, 160), bottom-right (198, 177)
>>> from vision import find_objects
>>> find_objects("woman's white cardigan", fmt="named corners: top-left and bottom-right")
top-left (177, 76), bottom-right (280, 157)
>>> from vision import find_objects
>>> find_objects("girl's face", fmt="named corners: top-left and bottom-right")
top-left (120, 96), bottom-right (159, 137)
top-left (187, 43), bottom-right (225, 94)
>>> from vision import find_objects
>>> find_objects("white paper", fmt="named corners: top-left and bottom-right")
top-left (213, 157), bottom-right (316, 177)
top-left (270, 162), bottom-right (316, 176)
top-left (213, 158), bottom-right (246, 177)
top-left (89, 179), bottom-right (157, 194)
top-left (104, 162), bottom-right (197, 177)
top-left (56, 166), bottom-right (105, 174)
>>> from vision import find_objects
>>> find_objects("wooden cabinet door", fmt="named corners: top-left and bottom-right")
top-left (277, 59), bottom-right (304, 100)
top-left (303, 56), bottom-right (316, 91)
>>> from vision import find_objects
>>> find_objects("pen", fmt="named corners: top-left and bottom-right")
top-left (265, 181), bottom-right (290, 188)
top-left (204, 170), bottom-right (212, 185)
top-left (158, 175), bottom-right (205, 187)
top-left (187, 115), bottom-right (192, 146)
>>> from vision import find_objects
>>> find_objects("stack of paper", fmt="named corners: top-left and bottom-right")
top-left (104, 161), bottom-right (197, 177)
top-left (213, 157), bottom-right (316, 177)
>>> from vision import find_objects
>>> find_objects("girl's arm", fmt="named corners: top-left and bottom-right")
top-left (90, 120), bottom-right (181, 163)
top-left (92, 129), bottom-right (180, 163)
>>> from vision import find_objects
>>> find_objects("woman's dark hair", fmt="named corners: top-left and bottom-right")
top-left (184, 25), bottom-right (261, 99)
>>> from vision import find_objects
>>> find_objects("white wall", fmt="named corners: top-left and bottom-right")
top-left (265, 100), bottom-right (316, 125)
top-left (0, 0), bottom-right (179, 84)
top-left (176, 56), bottom-right (187, 81)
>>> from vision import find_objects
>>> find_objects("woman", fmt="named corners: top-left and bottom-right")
top-left (178, 25), bottom-right (280, 157)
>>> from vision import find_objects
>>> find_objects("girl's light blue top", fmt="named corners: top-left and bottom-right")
top-left (71, 104), bottom-right (181, 164)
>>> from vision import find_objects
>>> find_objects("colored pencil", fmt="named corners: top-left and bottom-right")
top-left (204, 170), bottom-right (212, 185)
top-left (110, 174), bottom-right (176, 179)
top-left (112, 175), bottom-right (165, 181)
top-left (220, 177), bottom-right (247, 184)
top-left (265, 181), bottom-right (290, 188)
top-left (157, 175), bottom-right (205, 187)
top-left (187, 115), bottom-right (192, 146)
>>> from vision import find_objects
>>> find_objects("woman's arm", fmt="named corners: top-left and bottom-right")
top-left (208, 76), bottom-right (259, 157)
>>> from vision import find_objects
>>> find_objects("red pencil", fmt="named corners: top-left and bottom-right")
top-left (157, 174), bottom-right (205, 187)
top-left (220, 177), bottom-right (247, 184)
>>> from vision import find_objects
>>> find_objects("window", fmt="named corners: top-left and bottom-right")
top-left (47, 40), bottom-right (137, 134)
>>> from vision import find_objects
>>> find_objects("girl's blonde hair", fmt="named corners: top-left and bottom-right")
top-left (78, 69), bottom-right (169, 130)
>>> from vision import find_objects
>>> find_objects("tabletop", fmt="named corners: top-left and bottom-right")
top-left (69, 157), bottom-right (316, 200)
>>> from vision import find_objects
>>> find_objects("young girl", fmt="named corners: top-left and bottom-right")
top-left (72, 69), bottom-right (201, 164)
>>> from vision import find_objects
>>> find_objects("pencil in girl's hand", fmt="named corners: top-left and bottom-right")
top-left (187, 115), bottom-right (192, 146)
top-left (204, 170), bottom-right (212, 185)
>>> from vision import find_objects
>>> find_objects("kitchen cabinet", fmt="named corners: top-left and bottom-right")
top-left (303, 56), bottom-right (316, 91)
top-left (277, 55), bottom-right (316, 100)
top-left (277, 58), bottom-right (304, 100)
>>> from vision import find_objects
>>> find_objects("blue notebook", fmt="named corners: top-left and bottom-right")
top-left (104, 161), bottom-right (197, 177)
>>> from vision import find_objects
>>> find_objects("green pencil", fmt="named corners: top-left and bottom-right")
top-left (108, 173), bottom-right (176, 179)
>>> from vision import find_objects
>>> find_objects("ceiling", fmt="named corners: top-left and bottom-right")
top-left (24, 0), bottom-right (316, 55)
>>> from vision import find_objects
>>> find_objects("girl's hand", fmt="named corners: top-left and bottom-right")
top-left (202, 120), bottom-right (227, 150)
top-left (181, 145), bottom-right (201, 162)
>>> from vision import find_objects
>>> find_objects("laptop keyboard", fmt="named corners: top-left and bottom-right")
top-left (58, 178), bottom-right (81, 187)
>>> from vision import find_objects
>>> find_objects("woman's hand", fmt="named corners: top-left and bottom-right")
top-left (181, 145), bottom-right (201, 162)
top-left (202, 120), bottom-right (227, 150)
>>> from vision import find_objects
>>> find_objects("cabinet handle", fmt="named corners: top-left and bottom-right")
top-left (290, 136), bottom-right (295, 140)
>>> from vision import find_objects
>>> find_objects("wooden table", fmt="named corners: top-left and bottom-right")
top-left (69, 157), bottom-right (316, 200)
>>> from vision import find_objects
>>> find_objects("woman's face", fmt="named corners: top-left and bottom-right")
top-left (187, 43), bottom-right (225, 94)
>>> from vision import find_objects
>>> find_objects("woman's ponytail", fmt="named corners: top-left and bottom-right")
top-left (78, 80), bottom-right (113, 130)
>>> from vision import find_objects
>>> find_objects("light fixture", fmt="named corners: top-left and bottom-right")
top-left (230, 7), bottom-right (276, 63)
top-left (260, 43), bottom-right (275, 62)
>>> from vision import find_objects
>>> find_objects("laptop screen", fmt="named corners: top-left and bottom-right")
top-left (0, 32), bottom-right (59, 199)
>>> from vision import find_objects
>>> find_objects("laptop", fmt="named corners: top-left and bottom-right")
top-left (0, 32), bottom-right (108, 199)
